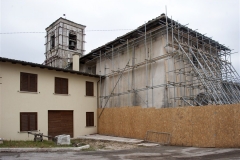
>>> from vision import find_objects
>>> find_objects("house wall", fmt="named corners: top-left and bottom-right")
top-left (0, 62), bottom-right (99, 140)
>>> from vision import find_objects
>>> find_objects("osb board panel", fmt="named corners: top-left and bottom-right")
top-left (215, 105), bottom-right (235, 148)
top-left (170, 107), bottom-right (193, 146)
top-left (131, 107), bottom-right (146, 139)
top-left (98, 108), bottom-right (108, 135)
top-left (98, 104), bottom-right (240, 148)
top-left (233, 105), bottom-right (240, 147)
top-left (119, 107), bottom-right (131, 138)
top-left (145, 108), bottom-right (173, 143)
top-left (142, 108), bottom-right (157, 138)
top-left (110, 107), bottom-right (118, 136)
top-left (192, 106), bottom-right (215, 147)
top-left (154, 108), bottom-right (173, 133)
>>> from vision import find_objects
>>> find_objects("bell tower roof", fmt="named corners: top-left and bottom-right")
top-left (46, 17), bottom-right (86, 31)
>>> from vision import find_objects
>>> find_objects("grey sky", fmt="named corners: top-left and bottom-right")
top-left (1, 0), bottom-right (240, 73)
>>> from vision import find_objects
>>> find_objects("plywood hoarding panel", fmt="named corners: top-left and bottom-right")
top-left (171, 107), bottom-right (192, 146)
top-left (98, 104), bottom-right (240, 148)
top-left (215, 105), bottom-right (235, 148)
top-left (192, 106), bottom-right (215, 147)
top-left (233, 105), bottom-right (240, 147)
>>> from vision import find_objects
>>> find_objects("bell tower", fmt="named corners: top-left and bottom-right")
top-left (44, 18), bottom-right (86, 68)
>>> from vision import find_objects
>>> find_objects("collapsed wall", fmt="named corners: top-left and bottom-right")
top-left (98, 104), bottom-right (240, 148)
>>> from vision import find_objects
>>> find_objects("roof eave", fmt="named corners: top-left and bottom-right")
top-left (0, 57), bottom-right (102, 78)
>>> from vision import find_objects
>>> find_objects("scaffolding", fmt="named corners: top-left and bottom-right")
top-left (80, 13), bottom-right (240, 109)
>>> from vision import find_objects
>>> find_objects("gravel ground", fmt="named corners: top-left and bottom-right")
top-left (73, 139), bottom-right (139, 151)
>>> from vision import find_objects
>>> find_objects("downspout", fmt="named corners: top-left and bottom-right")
top-left (97, 79), bottom-right (100, 134)
top-left (97, 79), bottom-right (100, 108)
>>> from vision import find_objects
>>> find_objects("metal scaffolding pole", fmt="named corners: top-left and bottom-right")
top-left (112, 45), bottom-right (114, 107)
top-left (145, 22), bottom-right (149, 108)
top-left (127, 39), bottom-right (130, 106)
top-left (99, 51), bottom-right (102, 108)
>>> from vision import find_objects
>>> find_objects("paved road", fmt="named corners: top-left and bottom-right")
top-left (0, 146), bottom-right (240, 160)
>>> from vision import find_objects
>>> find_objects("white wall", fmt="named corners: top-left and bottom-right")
top-left (0, 62), bottom-right (99, 140)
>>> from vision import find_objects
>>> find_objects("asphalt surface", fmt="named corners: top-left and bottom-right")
top-left (1, 146), bottom-right (240, 160)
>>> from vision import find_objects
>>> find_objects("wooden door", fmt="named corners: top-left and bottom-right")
top-left (48, 110), bottom-right (73, 138)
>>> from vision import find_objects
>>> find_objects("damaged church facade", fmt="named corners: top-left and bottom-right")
top-left (77, 14), bottom-right (240, 108)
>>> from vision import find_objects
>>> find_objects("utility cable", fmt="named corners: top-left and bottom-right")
top-left (0, 29), bottom-right (133, 34)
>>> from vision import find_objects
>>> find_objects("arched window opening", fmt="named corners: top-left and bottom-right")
top-left (50, 33), bottom-right (55, 49)
top-left (69, 31), bottom-right (77, 50)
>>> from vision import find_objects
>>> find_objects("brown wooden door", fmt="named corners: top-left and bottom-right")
top-left (48, 110), bottom-right (73, 138)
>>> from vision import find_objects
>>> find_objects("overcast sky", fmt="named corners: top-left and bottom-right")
top-left (1, 0), bottom-right (240, 73)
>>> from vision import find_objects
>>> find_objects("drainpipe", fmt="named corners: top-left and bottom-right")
top-left (97, 79), bottom-right (100, 108)
top-left (97, 79), bottom-right (100, 134)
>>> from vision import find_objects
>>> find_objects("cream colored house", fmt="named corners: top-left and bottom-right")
top-left (0, 56), bottom-right (100, 140)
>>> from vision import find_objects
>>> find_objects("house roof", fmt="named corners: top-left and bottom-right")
top-left (0, 57), bottom-right (101, 78)
top-left (79, 14), bottom-right (230, 64)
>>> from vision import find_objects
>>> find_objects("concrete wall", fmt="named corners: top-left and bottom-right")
top-left (98, 104), bottom-right (240, 148)
top-left (0, 62), bottom-right (99, 140)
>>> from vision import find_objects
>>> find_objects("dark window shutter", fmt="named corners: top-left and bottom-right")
top-left (62, 78), bottom-right (68, 94)
top-left (20, 73), bottom-right (24, 91)
top-left (86, 112), bottom-right (89, 126)
top-left (90, 112), bottom-right (94, 126)
top-left (55, 77), bottom-right (61, 94)
top-left (86, 82), bottom-right (89, 96)
top-left (55, 77), bottom-right (68, 94)
top-left (86, 112), bottom-right (94, 126)
top-left (29, 74), bottom-right (37, 92)
top-left (29, 113), bottom-right (37, 131)
top-left (20, 113), bottom-right (29, 131)
top-left (86, 81), bottom-right (94, 96)
top-left (20, 72), bottom-right (29, 91)
top-left (20, 72), bottom-right (37, 92)
top-left (20, 112), bottom-right (37, 131)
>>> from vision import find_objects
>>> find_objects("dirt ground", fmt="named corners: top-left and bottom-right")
top-left (72, 139), bottom-right (140, 151)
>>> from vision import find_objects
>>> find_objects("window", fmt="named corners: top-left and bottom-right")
top-left (55, 77), bottom-right (68, 94)
top-left (20, 112), bottom-right (37, 131)
top-left (86, 112), bottom-right (94, 126)
top-left (51, 34), bottom-right (55, 49)
top-left (69, 32), bottom-right (77, 50)
top-left (86, 81), bottom-right (94, 96)
top-left (20, 72), bottom-right (37, 92)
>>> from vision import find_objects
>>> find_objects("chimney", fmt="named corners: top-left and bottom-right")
top-left (72, 53), bottom-right (80, 71)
